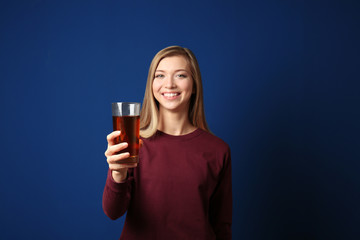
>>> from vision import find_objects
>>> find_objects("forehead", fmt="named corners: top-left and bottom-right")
top-left (156, 55), bottom-right (189, 71)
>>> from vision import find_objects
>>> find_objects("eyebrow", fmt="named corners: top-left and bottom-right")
top-left (155, 69), bottom-right (188, 72)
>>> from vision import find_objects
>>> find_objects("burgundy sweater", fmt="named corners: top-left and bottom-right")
top-left (103, 128), bottom-right (232, 240)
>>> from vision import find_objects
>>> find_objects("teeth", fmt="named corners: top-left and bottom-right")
top-left (163, 93), bottom-right (179, 97)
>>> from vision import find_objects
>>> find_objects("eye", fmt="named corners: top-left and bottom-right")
top-left (177, 74), bottom-right (187, 78)
top-left (155, 74), bottom-right (165, 79)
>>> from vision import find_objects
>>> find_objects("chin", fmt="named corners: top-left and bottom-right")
top-left (161, 104), bottom-right (189, 113)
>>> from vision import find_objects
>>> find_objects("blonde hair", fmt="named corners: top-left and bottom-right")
top-left (140, 46), bottom-right (209, 138)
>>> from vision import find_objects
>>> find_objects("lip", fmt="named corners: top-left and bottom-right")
top-left (161, 92), bottom-right (181, 100)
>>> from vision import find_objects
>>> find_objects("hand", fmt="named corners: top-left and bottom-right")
top-left (105, 131), bottom-right (137, 183)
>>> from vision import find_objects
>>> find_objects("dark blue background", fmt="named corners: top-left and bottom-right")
top-left (0, 0), bottom-right (359, 239)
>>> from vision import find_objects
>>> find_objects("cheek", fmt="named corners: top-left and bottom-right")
top-left (152, 80), bottom-right (159, 93)
top-left (183, 79), bottom-right (194, 93)
top-left (152, 81), bottom-right (161, 100)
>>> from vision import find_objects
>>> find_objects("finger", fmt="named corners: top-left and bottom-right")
top-left (107, 152), bottom-right (130, 164)
top-left (109, 163), bottom-right (129, 171)
top-left (106, 131), bottom-right (121, 146)
top-left (139, 139), bottom-right (143, 148)
top-left (126, 163), bottom-right (138, 168)
top-left (109, 163), bottom-right (137, 171)
top-left (105, 142), bottom-right (128, 157)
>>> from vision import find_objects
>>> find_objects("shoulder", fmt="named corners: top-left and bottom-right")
top-left (140, 128), bottom-right (230, 155)
top-left (197, 129), bottom-right (230, 154)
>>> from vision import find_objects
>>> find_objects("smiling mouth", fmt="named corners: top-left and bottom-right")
top-left (162, 92), bottom-right (180, 97)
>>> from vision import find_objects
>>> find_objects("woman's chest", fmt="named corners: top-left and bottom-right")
top-left (136, 142), bottom-right (222, 198)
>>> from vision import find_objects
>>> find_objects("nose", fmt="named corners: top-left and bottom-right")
top-left (164, 75), bottom-right (176, 88)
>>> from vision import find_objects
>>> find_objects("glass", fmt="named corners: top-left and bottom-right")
top-left (112, 102), bottom-right (141, 164)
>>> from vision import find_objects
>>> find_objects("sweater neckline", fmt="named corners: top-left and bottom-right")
top-left (155, 128), bottom-right (204, 141)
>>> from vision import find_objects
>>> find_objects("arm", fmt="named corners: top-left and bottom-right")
top-left (209, 147), bottom-right (232, 240)
top-left (102, 168), bottom-right (133, 220)
top-left (102, 131), bottom-right (137, 220)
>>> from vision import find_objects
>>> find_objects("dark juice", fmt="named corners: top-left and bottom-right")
top-left (112, 115), bottom-right (140, 163)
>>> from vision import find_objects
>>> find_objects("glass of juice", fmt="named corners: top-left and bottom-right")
top-left (111, 102), bottom-right (141, 164)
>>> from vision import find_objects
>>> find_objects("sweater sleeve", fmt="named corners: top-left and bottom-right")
top-left (102, 168), bottom-right (133, 220)
top-left (209, 147), bottom-right (232, 240)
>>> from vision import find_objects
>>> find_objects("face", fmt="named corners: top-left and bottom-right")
top-left (152, 55), bottom-right (194, 114)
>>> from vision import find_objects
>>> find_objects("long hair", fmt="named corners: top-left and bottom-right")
top-left (140, 46), bottom-right (209, 138)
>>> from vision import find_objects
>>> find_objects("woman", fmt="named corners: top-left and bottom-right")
top-left (103, 46), bottom-right (232, 240)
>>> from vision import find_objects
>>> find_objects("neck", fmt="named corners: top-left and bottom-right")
top-left (157, 108), bottom-right (196, 136)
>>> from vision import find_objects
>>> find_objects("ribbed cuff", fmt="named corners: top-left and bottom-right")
top-left (106, 168), bottom-right (129, 193)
